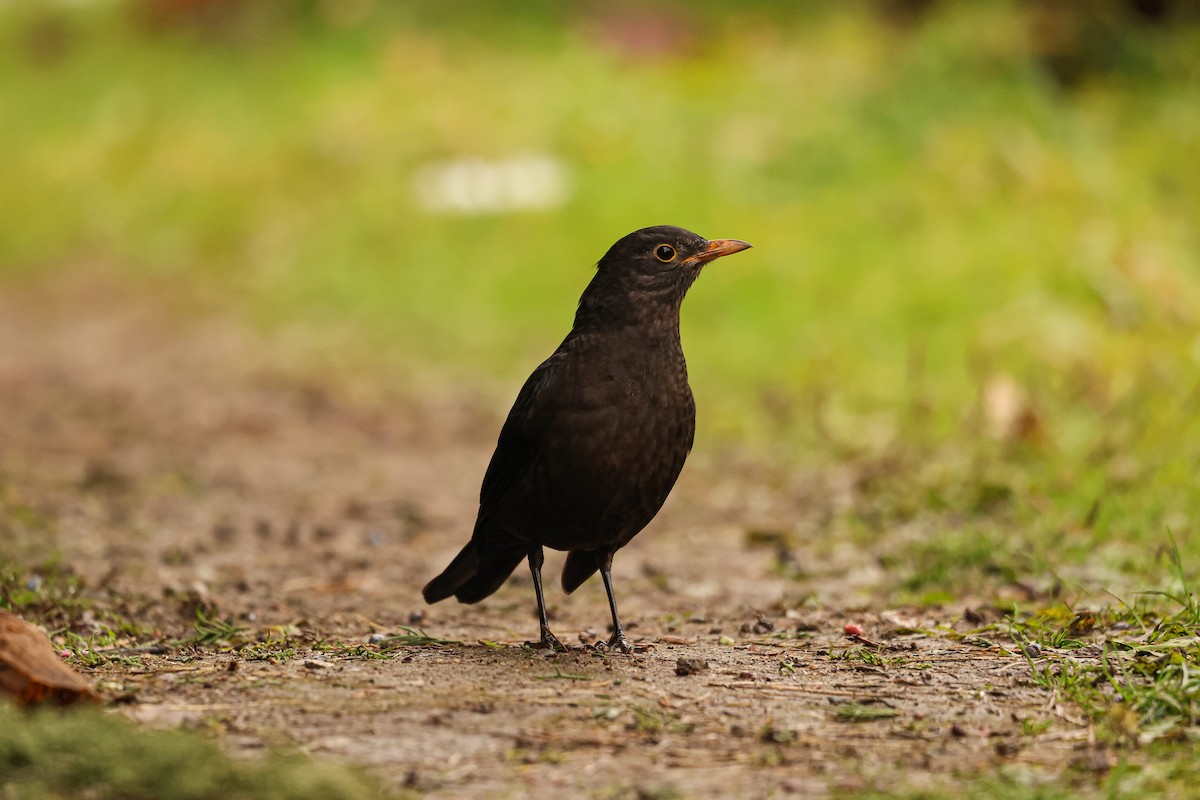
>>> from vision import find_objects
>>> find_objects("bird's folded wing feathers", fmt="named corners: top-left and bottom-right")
top-left (477, 354), bottom-right (562, 516)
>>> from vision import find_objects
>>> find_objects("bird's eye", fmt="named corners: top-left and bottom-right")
top-left (654, 244), bottom-right (676, 263)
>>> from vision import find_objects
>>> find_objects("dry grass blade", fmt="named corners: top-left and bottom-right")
top-left (380, 626), bottom-right (459, 647)
top-left (834, 703), bottom-right (899, 722)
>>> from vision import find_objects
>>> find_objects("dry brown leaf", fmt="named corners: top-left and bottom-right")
top-left (983, 374), bottom-right (1042, 443)
top-left (0, 609), bottom-right (98, 706)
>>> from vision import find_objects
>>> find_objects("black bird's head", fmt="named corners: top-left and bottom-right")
top-left (579, 225), bottom-right (752, 326)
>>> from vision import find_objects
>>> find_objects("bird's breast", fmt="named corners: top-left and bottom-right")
top-left (498, 336), bottom-right (696, 550)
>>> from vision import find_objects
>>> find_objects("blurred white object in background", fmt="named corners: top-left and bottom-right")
top-left (413, 154), bottom-right (571, 215)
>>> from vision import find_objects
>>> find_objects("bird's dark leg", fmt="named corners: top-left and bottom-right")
top-left (526, 544), bottom-right (566, 651)
top-left (599, 552), bottom-right (636, 654)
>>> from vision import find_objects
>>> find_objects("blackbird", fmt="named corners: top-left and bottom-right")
top-left (422, 226), bottom-right (751, 652)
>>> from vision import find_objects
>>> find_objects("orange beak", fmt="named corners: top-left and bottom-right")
top-left (687, 238), bottom-right (753, 265)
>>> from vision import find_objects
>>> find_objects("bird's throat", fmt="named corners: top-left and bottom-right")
top-left (573, 276), bottom-right (688, 336)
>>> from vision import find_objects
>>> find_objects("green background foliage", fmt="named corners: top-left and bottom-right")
top-left (3, 1), bottom-right (1196, 582)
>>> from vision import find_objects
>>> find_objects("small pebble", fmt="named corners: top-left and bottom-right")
top-left (718, 636), bottom-right (735, 646)
top-left (675, 657), bottom-right (707, 676)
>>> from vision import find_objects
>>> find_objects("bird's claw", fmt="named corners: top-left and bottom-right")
top-left (609, 635), bottom-right (635, 654)
top-left (593, 632), bottom-right (645, 654)
top-left (525, 629), bottom-right (568, 652)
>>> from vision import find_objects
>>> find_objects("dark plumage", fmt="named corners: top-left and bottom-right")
top-left (422, 225), bottom-right (751, 652)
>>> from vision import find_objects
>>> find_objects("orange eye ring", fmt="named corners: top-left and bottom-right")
top-left (654, 244), bottom-right (676, 262)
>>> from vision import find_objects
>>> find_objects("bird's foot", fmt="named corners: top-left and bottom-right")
top-left (525, 628), bottom-right (568, 652)
top-left (595, 632), bottom-right (646, 654)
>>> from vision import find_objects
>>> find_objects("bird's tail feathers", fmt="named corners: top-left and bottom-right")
top-left (422, 519), bottom-right (526, 605)
top-left (422, 542), bottom-right (481, 603)
top-left (561, 550), bottom-right (600, 594)
top-left (451, 550), bottom-right (526, 604)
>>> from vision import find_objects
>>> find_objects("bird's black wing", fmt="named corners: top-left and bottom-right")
top-left (477, 353), bottom-right (562, 517)
top-left (423, 356), bottom-right (562, 606)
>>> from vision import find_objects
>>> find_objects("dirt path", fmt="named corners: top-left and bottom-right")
top-left (0, 275), bottom-right (1092, 797)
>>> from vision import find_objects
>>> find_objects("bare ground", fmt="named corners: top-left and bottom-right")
top-left (0, 275), bottom-right (1096, 798)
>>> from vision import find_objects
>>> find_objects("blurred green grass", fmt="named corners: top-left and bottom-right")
top-left (0, 703), bottom-right (390, 800)
top-left (2, 1), bottom-right (1199, 580)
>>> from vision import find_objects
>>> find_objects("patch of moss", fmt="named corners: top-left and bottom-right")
top-left (0, 705), bottom-right (393, 800)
